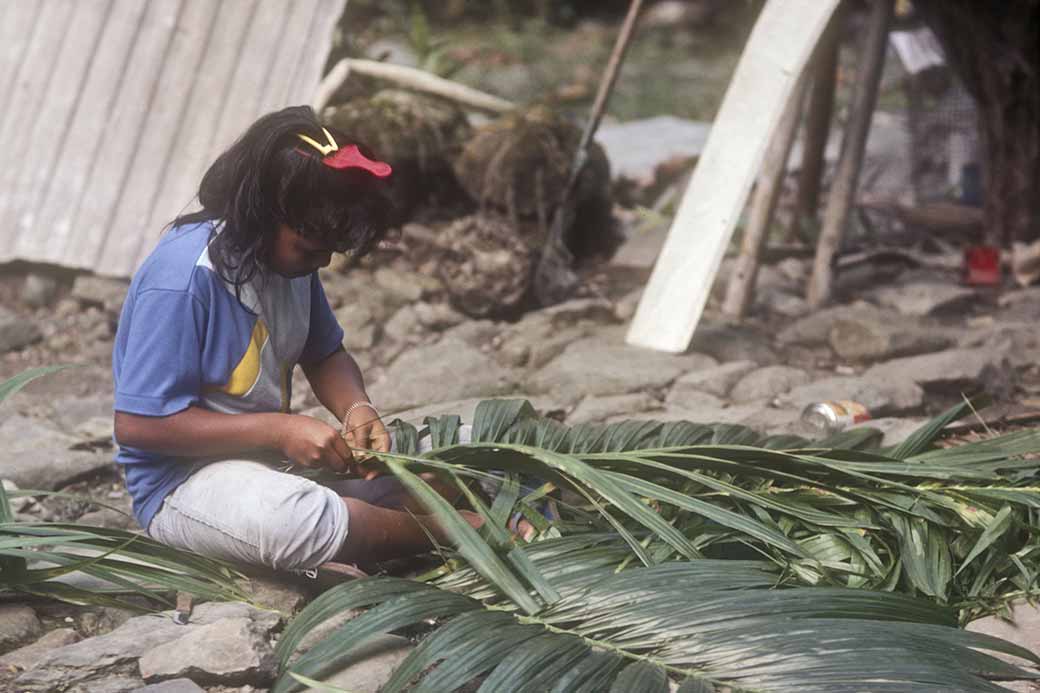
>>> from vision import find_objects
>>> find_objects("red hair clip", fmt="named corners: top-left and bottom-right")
top-left (296, 128), bottom-right (392, 178)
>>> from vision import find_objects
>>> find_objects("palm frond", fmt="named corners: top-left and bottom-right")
top-left (377, 398), bottom-right (1039, 615)
top-left (0, 368), bottom-right (247, 609)
top-left (274, 550), bottom-right (1040, 692)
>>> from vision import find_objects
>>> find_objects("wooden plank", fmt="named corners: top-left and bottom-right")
top-left (12, 0), bottom-right (115, 261)
top-left (721, 71), bottom-right (808, 319)
top-left (137, 0), bottom-right (260, 269)
top-left (807, 0), bottom-right (893, 308)
top-left (36, 0), bottom-right (149, 260)
top-left (626, 0), bottom-right (840, 353)
top-left (98, 0), bottom-right (221, 276)
top-left (0, 0), bottom-right (76, 262)
top-left (63, 0), bottom-right (185, 270)
top-left (792, 4), bottom-right (843, 235)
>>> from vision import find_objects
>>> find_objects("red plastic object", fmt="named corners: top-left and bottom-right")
top-left (964, 245), bottom-right (1001, 286)
top-left (323, 144), bottom-right (392, 177)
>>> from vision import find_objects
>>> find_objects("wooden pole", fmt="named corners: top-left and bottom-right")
top-left (722, 71), bottom-right (809, 319)
top-left (791, 4), bottom-right (843, 237)
top-left (533, 0), bottom-right (644, 305)
top-left (312, 58), bottom-right (516, 115)
top-left (626, 0), bottom-right (841, 353)
top-left (807, 0), bottom-right (893, 308)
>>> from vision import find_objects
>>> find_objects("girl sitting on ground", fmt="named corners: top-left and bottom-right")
top-left (112, 105), bottom-right (479, 576)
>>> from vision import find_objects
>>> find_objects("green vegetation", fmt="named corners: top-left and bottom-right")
top-left (0, 367), bottom-right (247, 611)
top-left (274, 399), bottom-right (1040, 691)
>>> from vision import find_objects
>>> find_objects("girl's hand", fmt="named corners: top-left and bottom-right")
top-left (342, 402), bottom-right (390, 480)
top-left (277, 415), bottom-right (353, 472)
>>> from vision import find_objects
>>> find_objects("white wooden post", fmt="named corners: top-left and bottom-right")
top-left (625, 0), bottom-right (841, 353)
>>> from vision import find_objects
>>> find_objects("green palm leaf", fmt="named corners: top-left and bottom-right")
top-left (275, 555), bottom-right (1040, 692)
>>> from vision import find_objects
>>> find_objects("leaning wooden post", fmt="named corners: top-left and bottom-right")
top-left (806, 0), bottom-right (893, 308)
top-left (792, 3), bottom-right (844, 236)
top-left (722, 71), bottom-right (809, 319)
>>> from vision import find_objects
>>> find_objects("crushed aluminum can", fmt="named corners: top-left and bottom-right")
top-left (800, 400), bottom-right (871, 434)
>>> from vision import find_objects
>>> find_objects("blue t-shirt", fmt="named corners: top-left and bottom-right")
top-left (112, 222), bottom-right (344, 529)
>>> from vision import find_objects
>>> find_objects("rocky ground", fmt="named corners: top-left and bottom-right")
top-left (3, 198), bottom-right (1040, 690)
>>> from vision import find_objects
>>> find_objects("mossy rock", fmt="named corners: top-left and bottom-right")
top-left (434, 213), bottom-right (534, 319)
top-left (323, 90), bottom-right (472, 220)
top-left (453, 106), bottom-right (611, 220)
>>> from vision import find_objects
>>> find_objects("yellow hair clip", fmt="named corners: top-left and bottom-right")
top-left (296, 127), bottom-right (339, 156)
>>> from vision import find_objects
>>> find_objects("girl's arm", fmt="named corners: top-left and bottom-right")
top-left (302, 347), bottom-right (390, 475)
top-left (301, 346), bottom-right (370, 420)
top-left (114, 406), bottom-right (354, 472)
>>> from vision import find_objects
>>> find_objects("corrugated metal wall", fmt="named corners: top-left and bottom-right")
top-left (0, 0), bottom-right (347, 277)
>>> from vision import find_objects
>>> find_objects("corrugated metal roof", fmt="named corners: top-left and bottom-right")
top-left (0, 0), bottom-right (347, 277)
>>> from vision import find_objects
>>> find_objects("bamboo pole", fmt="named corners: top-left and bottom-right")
top-left (807, 0), bottom-right (893, 308)
top-left (722, 71), bottom-right (809, 319)
top-left (312, 58), bottom-right (516, 115)
top-left (792, 4), bottom-right (844, 236)
top-left (533, 0), bottom-right (644, 305)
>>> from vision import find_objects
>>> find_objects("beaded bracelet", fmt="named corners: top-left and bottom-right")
top-left (344, 400), bottom-right (379, 423)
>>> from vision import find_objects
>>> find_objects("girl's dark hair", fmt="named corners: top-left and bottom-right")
top-left (170, 105), bottom-right (394, 287)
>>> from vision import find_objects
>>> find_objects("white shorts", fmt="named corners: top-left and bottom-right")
top-left (147, 460), bottom-right (351, 571)
top-left (146, 427), bottom-right (460, 571)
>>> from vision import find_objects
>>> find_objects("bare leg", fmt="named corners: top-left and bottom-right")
top-left (336, 497), bottom-right (482, 565)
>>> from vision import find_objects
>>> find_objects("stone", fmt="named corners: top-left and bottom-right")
top-left (70, 275), bottom-right (129, 314)
top-left (757, 290), bottom-right (810, 318)
top-left (440, 319), bottom-right (501, 348)
top-left (0, 415), bottom-right (115, 490)
top-left (132, 679), bottom-right (206, 693)
top-left (22, 273), bottom-right (61, 308)
top-left (776, 302), bottom-right (885, 346)
top-left (495, 309), bottom-right (591, 369)
top-left (829, 316), bottom-right (953, 361)
top-left (0, 628), bottom-right (81, 671)
top-left (2, 479), bottom-right (35, 513)
top-left (0, 606), bottom-right (43, 653)
top-left (47, 392), bottom-right (117, 432)
top-left (539, 298), bottom-right (618, 325)
top-left (74, 415), bottom-right (116, 445)
top-left (568, 392), bottom-right (661, 424)
top-left (373, 267), bottom-right (436, 304)
top-left (530, 335), bottom-right (717, 406)
top-left (322, 634), bottom-right (414, 693)
top-left (668, 360), bottom-right (757, 399)
top-left (70, 674), bottom-right (147, 692)
top-left (663, 389), bottom-right (727, 412)
top-left (367, 338), bottom-right (518, 412)
top-left (689, 322), bottom-right (779, 365)
top-left (612, 222), bottom-right (670, 269)
top-left (77, 506), bottom-right (138, 531)
top-left (382, 305), bottom-right (421, 343)
top-left (242, 575), bottom-right (309, 617)
top-left (0, 306), bottom-right (43, 352)
top-left (967, 600), bottom-right (1040, 693)
top-left (958, 321), bottom-right (1040, 369)
top-left (864, 347), bottom-right (1011, 395)
top-left (730, 366), bottom-right (811, 403)
top-left (777, 375), bottom-right (925, 417)
top-left (335, 303), bottom-right (379, 352)
top-left (872, 282), bottom-right (979, 317)
top-left (16, 602), bottom-right (279, 692)
top-left (413, 301), bottom-right (465, 330)
top-left (138, 617), bottom-right (276, 686)
top-left (614, 288), bottom-right (643, 322)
